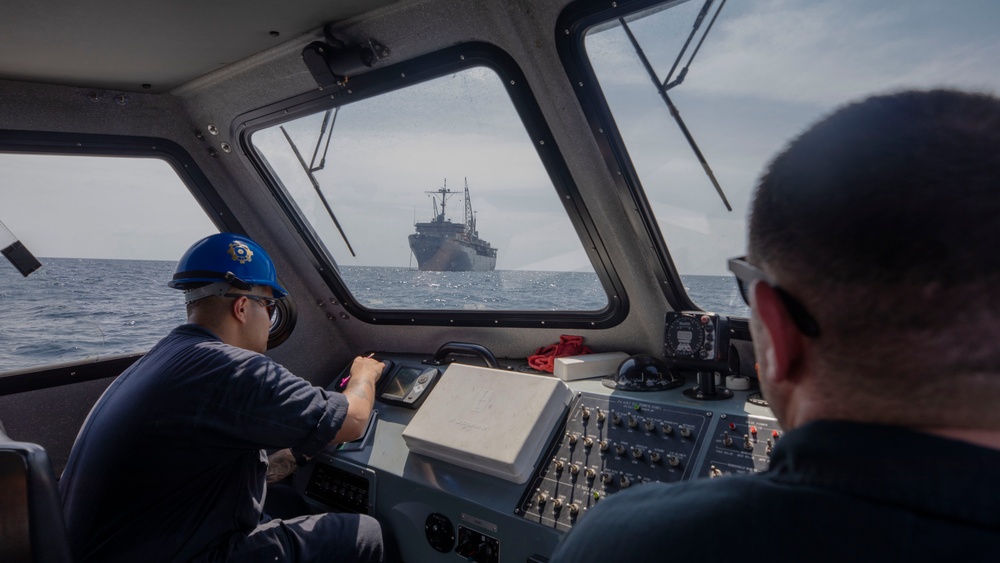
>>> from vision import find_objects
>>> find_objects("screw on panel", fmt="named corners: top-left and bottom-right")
top-left (194, 130), bottom-right (205, 140)
top-left (208, 148), bottom-right (219, 158)
top-left (339, 312), bottom-right (349, 319)
top-left (207, 124), bottom-right (219, 135)
top-left (115, 94), bottom-right (128, 105)
top-left (88, 92), bottom-right (100, 102)
top-left (220, 142), bottom-right (232, 153)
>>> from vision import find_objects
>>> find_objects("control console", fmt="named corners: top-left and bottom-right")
top-left (516, 391), bottom-right (781, 532)
top-left (517, 392), bottom-right (711, 532)
top-left (702, 413), bottom-right (781, 478)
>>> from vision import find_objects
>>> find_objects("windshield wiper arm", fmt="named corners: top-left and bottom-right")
top-left (280, 124), bottom-right (357, 257)
top-left (618, 0), bottom-right (732, 212)
top-left (663, 0), bottom-right (727, 91)
top-left (309, 107), bottom-right (338, 172)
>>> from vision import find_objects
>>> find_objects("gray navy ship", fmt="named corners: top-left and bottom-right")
top-left (408, 179), bottom-right (497, 271)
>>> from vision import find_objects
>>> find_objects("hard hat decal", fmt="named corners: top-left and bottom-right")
top-left (227, 241), bottom-right (254, 264)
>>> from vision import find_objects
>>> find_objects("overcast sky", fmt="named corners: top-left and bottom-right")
top-left (590, 0), bottom-right (1000, 274)
top-left (3, 0), bottom-right (999, 275)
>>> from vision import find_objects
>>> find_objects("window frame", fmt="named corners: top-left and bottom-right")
top-left (556, 0), bottom-right (708, 316)
top-left (0, 130), bottom-right (234, 233)
top-left (0, 129), bottom-right (240, 388)
top-left (237, 41), bottom-right (629, 329)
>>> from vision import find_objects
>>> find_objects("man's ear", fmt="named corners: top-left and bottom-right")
top-left (751, 280), bottom-right (806, 384)
top-left (230, 295), bottom-right (249, 325)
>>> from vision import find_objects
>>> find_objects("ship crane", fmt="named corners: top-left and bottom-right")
top-left (464, 178), bottom-right (474, 235)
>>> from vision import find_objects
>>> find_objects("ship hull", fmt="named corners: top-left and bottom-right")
top-left (409, 234), bottom-right (496, 271)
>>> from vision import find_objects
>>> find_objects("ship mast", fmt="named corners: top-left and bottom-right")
top-left (426, 178), bottom-right (457, 223)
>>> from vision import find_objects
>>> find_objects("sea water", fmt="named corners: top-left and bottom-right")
top-left (0, 258), bottom-right (748, 373)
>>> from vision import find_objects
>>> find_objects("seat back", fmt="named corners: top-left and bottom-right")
top-left (0, 428), bottom-right (73, 563)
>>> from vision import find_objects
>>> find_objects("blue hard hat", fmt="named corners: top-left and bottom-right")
top-left (168, 233), bottom-right (288, 298)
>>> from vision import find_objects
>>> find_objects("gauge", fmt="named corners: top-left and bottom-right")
top-left (663, 312), bottom-right (730, 370)
top-left (664, 314), bottom-right (705, 358)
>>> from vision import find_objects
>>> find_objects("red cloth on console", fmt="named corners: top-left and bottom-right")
top-left (528, 334), bottom-right (593, 373)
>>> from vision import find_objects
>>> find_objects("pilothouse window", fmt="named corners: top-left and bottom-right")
top-left (250, 65), bottom-right (608, 312)
top-left (0, 153), bottom-right (216, 374)
top-left (582, 0), bottom-right (1000, 317)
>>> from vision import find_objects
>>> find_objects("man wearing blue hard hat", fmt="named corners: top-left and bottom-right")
top-left (60, 233), bottom-right (389, 563)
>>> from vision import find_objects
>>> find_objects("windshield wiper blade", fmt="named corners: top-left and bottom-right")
top-left (618, 0), bottom-right (732, 212)
top-left (280, 124), bottom-right (357, 257)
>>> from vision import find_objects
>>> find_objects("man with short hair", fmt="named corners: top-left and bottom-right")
top-left (60, 233), bottom-right (389, 562)
top-left (551, 89), bottom-right (1000, 561)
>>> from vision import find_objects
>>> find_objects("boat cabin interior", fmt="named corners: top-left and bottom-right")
top-left (1, 0), bottom-right (995, 561)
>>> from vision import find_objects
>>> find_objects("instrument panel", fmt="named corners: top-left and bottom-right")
top-left (517, 393), bottom-right (710, 532)
top-left (296, 351), bottom-right (779, 562)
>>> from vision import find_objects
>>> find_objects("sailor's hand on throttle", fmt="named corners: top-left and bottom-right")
top-left (351, 355), bottom-right (385, 385)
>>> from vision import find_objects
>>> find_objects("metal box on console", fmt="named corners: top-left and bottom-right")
top-left (401, 364), bottom-right (572, 484)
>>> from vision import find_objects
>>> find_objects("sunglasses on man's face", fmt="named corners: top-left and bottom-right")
top-left (224, 293), bottom-right (277, 318)
top-left (727, 257), bottom-right (820, 337)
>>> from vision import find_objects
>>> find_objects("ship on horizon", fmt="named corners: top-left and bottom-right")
top-left (408, 179), bottom-right (497, 271)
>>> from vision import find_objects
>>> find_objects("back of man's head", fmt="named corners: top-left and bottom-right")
top-left (749, 89), bottom-right (1000, 422)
